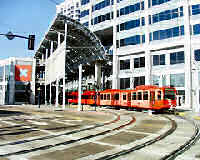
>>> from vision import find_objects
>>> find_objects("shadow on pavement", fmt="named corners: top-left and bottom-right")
top-left (0, 110), bottom-right (29, 117)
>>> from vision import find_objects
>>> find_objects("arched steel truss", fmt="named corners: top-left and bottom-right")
top-left (35, 14), bottom-right (106, 79)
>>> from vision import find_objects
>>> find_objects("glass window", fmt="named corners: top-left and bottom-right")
top-left (123, 94), bottom-right (126, 100)
top-left (180, 6), bottom-right (183, 16)
top-left (142, 35), bottom-right (145, 43)
top-left (150, 33), bottom-right (152, 41)
top-left (165, 10), bottom-right (171, 20)
top-left (114, 93), bottom-right (119, 100)
top-left (106, 0), bottom-right (110, 6)
top-left (106, 13), bottom-right (111, 20)
top-left (141, 1), bottom-right (144, 10)
top-left (153, 14), bottom-right (159, 23)
top-left (160, 54), bottom-right (165, 65)
top-left (143, 91), bottom-right (148, 100)
top-left (172, 8), bottom-right (178, 18)
top-left (120, 59), bottom-right (130, 70)
top-left (104, 94), bottom-right (107, 100)
top-left (149, 15), bottom-right (152, 24)
top-left (120, 23), bottom-right (125, 31)
top-left (142, 17), bottom-right (145, 26)
top-left (193, 24), bottom-right (200, 35)
top-left (120, 78), bottom-right (130, 89)
top-left (195, 49), bottom-right (200, 61)
top-left (135, 3), bottom-right (140, 11)
top-left (170, 51), bottom-right (184, 64)
top-left (120, 8), bottom-right (125, 15)
top-left (132, 92), bottom-right (137, 100)
top-left (153, 31), bottom-right (159, 40)
top-left (140, 57), bottom-right (145, 67)
top-left (160, 30), bottom-right (166, 40)
top-left (170, 73), bottom-right (185, 87)
top-left (107, 94), bottom-right (110, 100)
top-left (153, 55), bottom-right (159, 65)
top-left (152, 75), bottom-right (159, 86)
top-left (15, 84), bottom-right (26, 90)
top-left (138, 92), bottom-right (142, 100)
top-left (125, 6), bottom-right (129, 15)
top-left (170, 53), bottom-right (176, 64)
top-left (164, 89), bottom-right (176, 100)
top-left (172, 27), bottom-right (179, 37)
top-left (192, 4), bottom-right (200, 15)
top-left (180, 25), bottom-right (184, 35)
top-left (157, 91), bottom-right (161, 100)
top-left (130, 5), bottom-right (134, 12)
top-left (177, 51), bottom-right (184, 63)
top-left (166, 28), bottom-right (172, 38)
top-left (134, 58), bottom-right (140, 68)
top-left (134, 76), bottom-right (145, 88)
top-left (159, 12), bottom-right (165, 21)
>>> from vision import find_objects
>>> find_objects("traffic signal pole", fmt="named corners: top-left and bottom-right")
top-left (0, 32), bottom-right (35, 50)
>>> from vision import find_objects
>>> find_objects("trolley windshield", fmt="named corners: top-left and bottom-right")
top-left (164, 89), bottom-right (176, 100)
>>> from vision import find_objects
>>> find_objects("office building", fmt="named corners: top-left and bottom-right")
top-left (0, 57), bottom-right (34, 105)
top-left (43, 0), bottom-right (200, 111)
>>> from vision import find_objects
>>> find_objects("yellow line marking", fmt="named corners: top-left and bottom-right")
top-left (194, 116), bottom-right (200, 120)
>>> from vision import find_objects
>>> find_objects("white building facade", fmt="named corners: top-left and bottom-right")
top-left (57, 0), bottom-right (200, 111)
top-left (56, 0), bottom-right (81, 21)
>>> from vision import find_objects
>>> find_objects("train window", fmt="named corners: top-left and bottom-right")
top-left (138, 92), bottom-right (142, 100)
top-left (104, 94), bottom-right (107, 100)
top-left (123, 94), bottom-right (126, 100)
top-left (82, 95), bottom-right (88, 99)
top-left (157, 91), bottom-right (162, 100)
top-left (143, 91), bottom-right (148, 100)
top-left (101, 94), bottom-right (103, 100)
top-left (114, 93), bottom-right (119, 100)
top-left (107, 94), bottom-right (111, 100)
top-left (164, 89), bottom-right (176, 100)
top-left (128, 93), bottom-right (131, 101)
top-left (132, 92), bottom-right (137, 100)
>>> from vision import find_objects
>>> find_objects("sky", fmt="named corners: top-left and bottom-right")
top-left (0, 0), bottom-right (64, 59)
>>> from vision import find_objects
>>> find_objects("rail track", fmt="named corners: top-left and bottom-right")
top-left (92, 113), bottom-right (200, 160)
top-left (0, 107), bottom-right (199, 160)
top-left (0, 110), bottom-right (135, 158)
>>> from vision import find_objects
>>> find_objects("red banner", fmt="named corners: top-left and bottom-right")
top-left (15, 65), bottom-right (32, 81)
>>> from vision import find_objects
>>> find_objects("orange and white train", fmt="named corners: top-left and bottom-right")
top-left (67, 85), bottom-right (177, 111)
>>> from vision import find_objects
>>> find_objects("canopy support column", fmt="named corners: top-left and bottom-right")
top-left (50, 82), bottom-right (52, 106)
top-left (95, 62), bottom-right (101, 90)
top-left (63, 20), bottom-right (68, 110)
top-left (78, 64), bottom-right (82, 111)
top-left (45, 49), bottom-right (48, 106)
top-left (56, 77), bottom-right (59, 108)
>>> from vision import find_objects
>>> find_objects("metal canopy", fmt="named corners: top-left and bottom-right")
top-left (35, 14), bottom-right (106, 77)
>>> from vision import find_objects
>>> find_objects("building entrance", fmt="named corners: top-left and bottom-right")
top-left (177, 95), bottom-right (184, 106)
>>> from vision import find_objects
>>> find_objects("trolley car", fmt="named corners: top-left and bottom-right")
top-left (67, 85), bottom-right (176, 111)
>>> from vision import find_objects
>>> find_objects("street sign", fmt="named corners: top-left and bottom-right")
top-left (6, 31), bottom-right (15, 40)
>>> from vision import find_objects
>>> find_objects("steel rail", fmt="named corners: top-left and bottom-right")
top-left (95, 115), bottom-right (177, 160)
top-left (0, 113), bottom-right (135, 157)
top-left (0, 112), bottom-right (119, 147)
top-left (160, 116), bottom-right (200, 160)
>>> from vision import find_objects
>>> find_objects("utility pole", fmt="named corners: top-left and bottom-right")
top-left (0, 31), bottom-right (35, 50)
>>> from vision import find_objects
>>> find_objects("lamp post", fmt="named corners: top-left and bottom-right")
top-left (38, 87), bottom-right (41, 108)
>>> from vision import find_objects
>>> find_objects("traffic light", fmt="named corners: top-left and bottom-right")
top-left (28, 35), bottom-right (35, 50)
